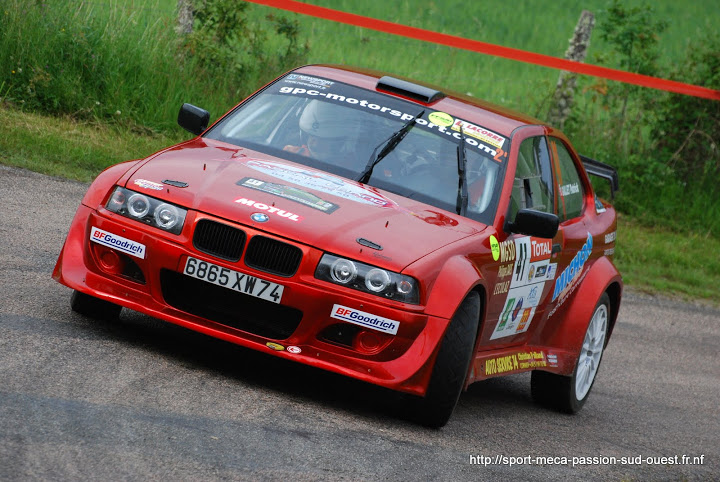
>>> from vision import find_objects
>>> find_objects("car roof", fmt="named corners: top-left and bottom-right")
top-left (295, 64), bottom-right (547, 138)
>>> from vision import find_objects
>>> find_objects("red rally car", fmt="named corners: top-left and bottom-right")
top-left (53, 65), bottom-right (622, 427)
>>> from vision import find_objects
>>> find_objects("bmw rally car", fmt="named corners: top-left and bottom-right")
top-left (53, 65), bottom-right (622, 427)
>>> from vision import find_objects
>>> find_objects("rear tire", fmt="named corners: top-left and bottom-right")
top-left (70, 290), bottom-right (122, 320)
top-left (408, 292), bottom-right (480, 428)
top-left (531, 292), bottom-right (610, 413)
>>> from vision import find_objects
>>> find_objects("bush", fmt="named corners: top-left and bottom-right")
top-left (652, 34), bottom-right (720, 186)
top-left (0, 0), bottom-right (307, 132)
top-left (179, 0), bottom-right (308, 98)
top-left (561, 1), bottom-right (720, 237)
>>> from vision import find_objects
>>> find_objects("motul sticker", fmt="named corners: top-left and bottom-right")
top-left (233, 198), bottom-right (303, 222)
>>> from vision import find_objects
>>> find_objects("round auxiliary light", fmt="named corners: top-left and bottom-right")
top-left (330, 258), bottom-right (357, 284)
top-left (99, 249), bottom-right (122, 273)
top-left (127, 193), bottom-right (150, 218)
top-left (397, 279), bottom-right (413, 295)
top-left (154, 203), bottom-right (180, 230)
top-left (108, 189), bottom-right (126, 210)
top-left (365, 268), bottom-right (391, 293)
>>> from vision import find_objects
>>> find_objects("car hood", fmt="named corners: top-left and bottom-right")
top-left (122, 138), bottom-right (487, 271)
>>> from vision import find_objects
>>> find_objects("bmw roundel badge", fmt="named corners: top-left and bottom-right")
top-left (251, 213), bottom-right (269, 223)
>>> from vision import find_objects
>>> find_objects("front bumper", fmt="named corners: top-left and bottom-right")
top-left (53, 204), bottom-right (450, 396)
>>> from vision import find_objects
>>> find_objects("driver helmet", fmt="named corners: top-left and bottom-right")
top-left (298, 101), bottom-right (364, 164)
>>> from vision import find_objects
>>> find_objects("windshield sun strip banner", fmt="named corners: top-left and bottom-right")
top-left (274, 76), bottom-right (507, 160)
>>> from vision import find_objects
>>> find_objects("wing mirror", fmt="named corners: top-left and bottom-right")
top-left (505, 209), bottom-right (559, 239)
top-left (178, 103), bottom-right (210, 136)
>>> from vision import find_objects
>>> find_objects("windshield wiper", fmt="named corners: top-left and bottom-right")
top-left (357, 109), bottom-right (425, 184)
top-left (456, 124), bottom-right (468, 216)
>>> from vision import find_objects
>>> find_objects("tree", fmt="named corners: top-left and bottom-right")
top-left (597, 0), bottom-right (668, 127)
top-left (547, 10), bottom-right (595, 130)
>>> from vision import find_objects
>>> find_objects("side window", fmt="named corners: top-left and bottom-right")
top-left (549, 138), bottom-right (585, 221)
top-left (509, 136), bottom-right (554, 220)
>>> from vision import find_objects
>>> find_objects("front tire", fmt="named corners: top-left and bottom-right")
top-left (531, 292), bottom-right (610, 413)
top-left (70, 290), bottom-right (122, 320)
top-left (408, 291), bottom-right (480, 428)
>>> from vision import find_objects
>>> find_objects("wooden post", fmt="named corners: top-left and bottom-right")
top-left (176, 0), bottom-right (194, 35)
top-left (547, 10), bottom-right (595, 130)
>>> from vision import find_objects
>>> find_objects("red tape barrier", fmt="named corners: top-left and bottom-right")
top-left (245, 0), bottom-right (720, 101)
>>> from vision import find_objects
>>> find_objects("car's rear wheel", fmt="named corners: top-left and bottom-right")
top-left (70, 290), bottom-right (122, 320)
top-left (531, 292), bottom-right (610, 413)
top-left (408, 291), bottom-right (480, 428)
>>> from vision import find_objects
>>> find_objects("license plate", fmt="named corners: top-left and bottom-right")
top-left (183, 256), bottom-right (284, 304)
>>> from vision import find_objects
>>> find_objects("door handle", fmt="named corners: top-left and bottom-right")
top-left (552, 243), bottom-right (561, 254)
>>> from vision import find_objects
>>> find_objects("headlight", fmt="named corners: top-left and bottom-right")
top-left (315, 254), bottom-right (419, 304)
top-left (127, 193), bottom-right (151, 218)
top-left (105, 186), bottom-right (187, 235)
top-left (365, 268), bottom-right (391, 292)
top-left (330, 258), bottom-right (358, 284)
top-left (154, 203), bottom-right (181, 230)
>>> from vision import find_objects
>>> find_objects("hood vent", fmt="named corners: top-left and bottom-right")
top-left (357, 238), bottom-right (383, 251)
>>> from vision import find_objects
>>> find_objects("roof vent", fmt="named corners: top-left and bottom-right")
top-left (376, 76), bottom-right (445, 104)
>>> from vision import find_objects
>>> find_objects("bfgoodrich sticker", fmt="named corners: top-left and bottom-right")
top-left (330, 304), bottom-right (399, 335)
top-left (90, 227), bottom-right (146, 259)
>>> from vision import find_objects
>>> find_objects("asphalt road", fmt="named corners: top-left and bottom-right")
top-left (1, 165), bottom-right (718, 481)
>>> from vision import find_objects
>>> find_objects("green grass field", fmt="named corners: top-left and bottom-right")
top-left (1, 0), bottom-right (718, 305)
top-left (277, 0), bottom-right (719, 106)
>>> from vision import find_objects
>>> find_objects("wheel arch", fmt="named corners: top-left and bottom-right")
top-left (423, 254), bottom-right (487, 321)
top-left (604, 279), bottom-right (622, 340)
top-left (542, 256), bottom-right (622, 374)
top-left (422, 254), bottom-right (489, 388)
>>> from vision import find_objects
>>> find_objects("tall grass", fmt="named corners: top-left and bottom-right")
top-left (2, 1), bottom-right (188, 130)
top-left (0, 0), bottom-right (292, 132)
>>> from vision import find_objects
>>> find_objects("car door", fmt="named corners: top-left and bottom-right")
top-left (481, 134), bottom-right (560, 348)
top-left (538, 136), bottom-right (594, 325)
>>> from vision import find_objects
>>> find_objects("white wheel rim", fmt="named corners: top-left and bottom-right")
top-left (575, 303), bottom-right (608, 400)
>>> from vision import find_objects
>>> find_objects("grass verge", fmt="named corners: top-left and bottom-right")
top-left (1, 105), bottom-right (716, 307)
top-left (0, 105), bottom-right (180, 182)
top-left (616, 215), bottom-right (720, 306)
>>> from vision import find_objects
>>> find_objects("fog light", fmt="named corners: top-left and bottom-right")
top-left (353, 329), bottom-right (392, 354)
top-left (100, 250), bottom-right (121, 272)
top-left (356, 331), bottom-right (380, 350)
top-left (93, 244), bottom-right (124, 275)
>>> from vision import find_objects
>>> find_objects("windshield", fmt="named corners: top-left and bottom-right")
top-left (204, 74), bottom-right (508, 224)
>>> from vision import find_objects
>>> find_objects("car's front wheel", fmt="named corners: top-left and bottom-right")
top-left (407, 291), bottom-right (480, 428)
top-left (70, 290), bottom-right (122, 320)
top-left (531, 292), bottom-right (610, 413)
